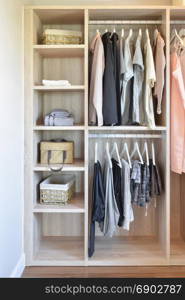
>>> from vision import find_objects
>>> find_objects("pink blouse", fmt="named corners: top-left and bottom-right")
top-left (171, 51), bottom-right (185, 174)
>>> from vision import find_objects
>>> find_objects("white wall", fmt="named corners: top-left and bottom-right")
top-left (0, 0), bottom-right (24, 277)
top-left (25, 0), bottom-right (172, 5)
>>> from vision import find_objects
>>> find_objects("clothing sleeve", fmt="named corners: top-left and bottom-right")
top-left (147, 41), bottom-right (156, 88)
top-left (154, 36), bottom-right (166, 114)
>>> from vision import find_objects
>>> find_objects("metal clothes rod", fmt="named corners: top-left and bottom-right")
top-left (89, 20), bottom-right (162, 25)
top-left (170, 21), bottom-right (185, 24)
top-left (89, 134), bottom-right (162, 139)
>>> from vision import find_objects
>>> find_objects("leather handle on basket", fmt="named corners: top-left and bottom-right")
top-left (47, 150), bottom-right (67, 172)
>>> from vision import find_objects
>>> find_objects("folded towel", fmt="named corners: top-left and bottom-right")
top-left (53, 117), bottom-right (74, 126)
top-left (42, 80), bottom-right (71, 86)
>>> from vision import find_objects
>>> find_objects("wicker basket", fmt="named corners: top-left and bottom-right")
top-left (40, 174), bottom-right (75, 205)
top-left (42, 29), bottom-right (83, 45)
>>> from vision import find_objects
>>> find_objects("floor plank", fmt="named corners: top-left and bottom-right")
top-left (22, 266), bottom-right (185, 278)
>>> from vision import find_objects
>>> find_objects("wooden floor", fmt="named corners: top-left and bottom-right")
top-left (22, 266), bottom-right (185, 278)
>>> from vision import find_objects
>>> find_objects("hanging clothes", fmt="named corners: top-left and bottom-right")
top-left (170, 41), bottom-right (185, 174)
top-left (102, 32), bottom-right (118, 125)
top-left (112, 158), bottom-right (124, 227)
top-left (88, 161), bottom-right (105, 258)
top-left (132, 32), bottom-right (144, 125)
top-left (149, 159), bottom-right (162, 198)
top-left (153, 29), bottom-right (166, 115)
top-left (143, 30), bottom-right (156, 128)
top-left (130, 160), bottom-right (142, 204)
top-left (121, 32), bottom-right (134, 125)
top-left (119, 34), bottom-right (125, 98)
top-left (103, 159), bottom-right (119, 237)
top-left (89, 32), bottom-right (105, 126)
top-left (111, 32), bottom-right (121, 125)
top-left (121, 159), bottom-right (134, 230)
top-left (137, 163), bottom-right (150, 207)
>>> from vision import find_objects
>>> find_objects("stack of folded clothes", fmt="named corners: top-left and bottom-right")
top-left (42, 80), bottom-right (71, 87)
top-left (44, 109), bottom-right (74, 126)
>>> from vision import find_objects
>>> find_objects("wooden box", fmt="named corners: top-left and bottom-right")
top-left (40, 141), bottom-right (74, 164)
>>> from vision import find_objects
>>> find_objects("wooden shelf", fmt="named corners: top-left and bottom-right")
top-left (88, 237), bottom-right (167, 266)
top-left (34, 159), bottom-right (85, 172)
top-left (33, 236), bottom-right (84, 264)
top-left (33, 193), bottom-right (84, 213)
top-left (33, 125), bottom-right (85, 131)
top-left (33, 85), bottom-right (85, 91)
top-left (33, 45), bottom-right (85, 57)
top-left (88, 126), bottom-right (167, 131)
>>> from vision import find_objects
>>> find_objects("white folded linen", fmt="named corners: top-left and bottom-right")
top-left (44, 109), bottom-right (74, 126)
top-left (42, 80), bottom-right (71, 86)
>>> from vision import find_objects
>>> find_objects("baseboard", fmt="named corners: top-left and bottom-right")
top-left (10, 253), bottom-right (25, 278)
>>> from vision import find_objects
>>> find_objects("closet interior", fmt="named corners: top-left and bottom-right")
top-left (24, 5), bottom-right (184, 266)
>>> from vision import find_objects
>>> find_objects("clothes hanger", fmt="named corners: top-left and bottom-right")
top-left (151, 142), bottom-right (156, 166)
top-left (128, 28), bottom-right (133, 39)
top-left (130, 141), bottom-right (144, 164)
top-left (120, 142), bottom-right (132, 169)
top-left (106, 142), bottom-right (112, 168)
top-left (110, 142), bottom-right (122, 168)
top-left (146, 28), bottom-right (149, 39)
top-left (110, 27), bottom-right (116, 38)
top-left (105, 28), bottom-right (108, 33)
top-left (96, 29), bottom-right (100, 34)
top-left (142, 141), bottom-right (149, 166)
top-left (138, 28), bottom-right (142, 37)
top-left (121, 28), bottom-right (124, 38)
top-left (170, 28), bottom-right (183, 45)
top-left (95, 142), bottom-right (98, 163)
top-left (179, 28), bottom-right (185, 46)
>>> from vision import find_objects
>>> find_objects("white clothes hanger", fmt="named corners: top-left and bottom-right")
top-left (138, 28), bottom-right (142, 37)
top-left (105, 28), bottom-right (108, 33)
top-left (120, 142), bottom-right (132, 169)
top-left (106, 142), bottom-right (112, 168)
top-left (146, 28), bottom-right (149, 39)
top-left (110, 142), bottom-right (122, 168)
top-left (142, 141), bottom-right (149, 166)
top-left (179, 28), bottom-right (185, 46)
top-left (130, 142), bottom-right (144, 164)
top-left (95, 142), bottom-right (98, 163)
top-left (121, 28), bottom-right (124, 38)
top-left (128, 28), bottom-right (133, 39)
top-left (170, 28), bottom-right (183, 45)
top-left (151, 142), bottom-right (156, 166)
top-left (96, 29), bottom-right (100, 34)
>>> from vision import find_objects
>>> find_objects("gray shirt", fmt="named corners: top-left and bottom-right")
top-left (132, 34), bottom-right (144, 125)
top-left (121, 159), bottom-right (134, 231)
top-left (121, 34), bottom-right (134, 125)
top-left (103, 160), bottom-right (119, 237)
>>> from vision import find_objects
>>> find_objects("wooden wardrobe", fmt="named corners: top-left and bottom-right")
top-left (24, 4), bottom-right (185, 266)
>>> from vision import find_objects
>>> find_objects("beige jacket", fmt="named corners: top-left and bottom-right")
top-left (153, 29), bottom-right (166, 115)
top-left (89, 33), bottom-right (105, 126)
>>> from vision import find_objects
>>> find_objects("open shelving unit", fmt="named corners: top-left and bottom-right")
top-left (24, 4), bottom-right (185, 267)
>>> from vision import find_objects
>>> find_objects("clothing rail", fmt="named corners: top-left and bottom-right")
top-left (89, 20), bottom-right (162, 25)
top-left (89, 134), bottom-right (162, 139)
top-left (170, 21), bottom-right (185, 24)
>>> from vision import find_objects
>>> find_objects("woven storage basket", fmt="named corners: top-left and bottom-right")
top-left (40, 174), bottom-right (75, 205)
top-left (42, 29), bottom-right (83, 45)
